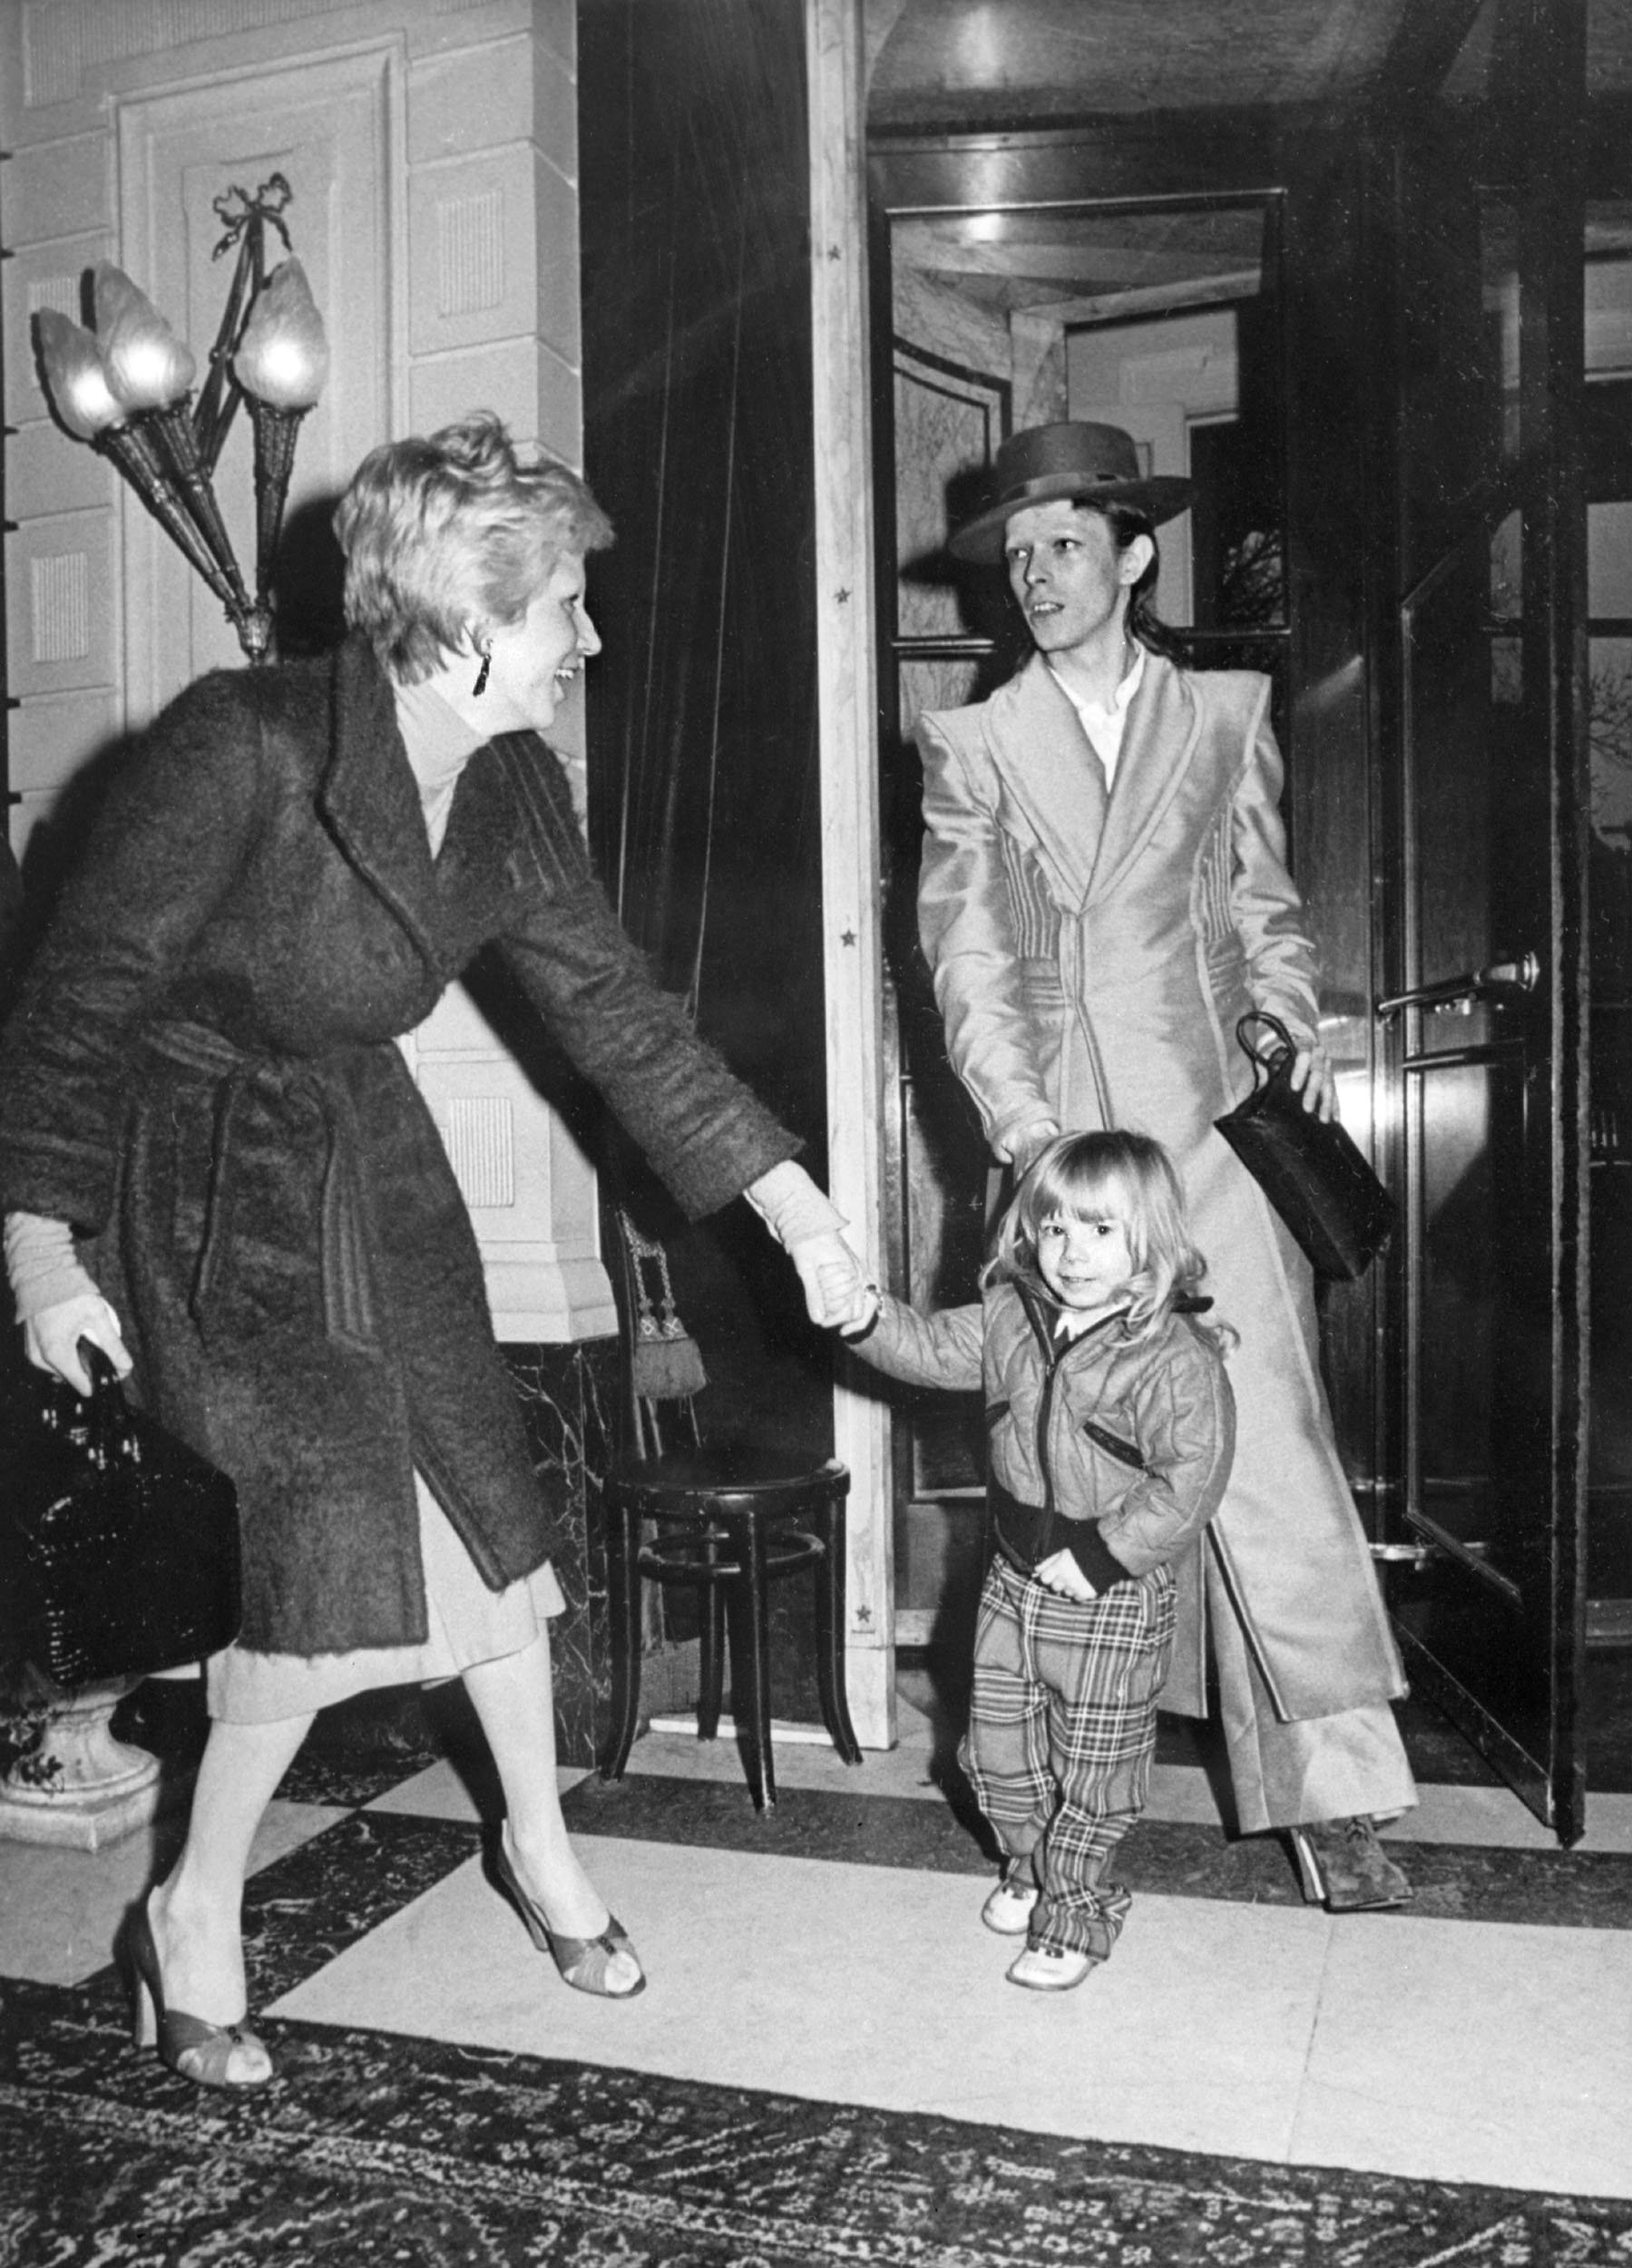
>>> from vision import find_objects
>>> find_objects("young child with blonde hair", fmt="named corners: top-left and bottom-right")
top-left (841, 1129), bottom-right (1236, 1989)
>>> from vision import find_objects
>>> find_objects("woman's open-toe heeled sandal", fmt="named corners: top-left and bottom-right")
top-left (492, 1835), bottom-right (646, 1999)
top-left (126, 1900), bottom-right (274, 2089)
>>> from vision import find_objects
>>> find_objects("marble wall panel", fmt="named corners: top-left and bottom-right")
top-left (502, 1336), bottom-right (620, 1769)
top-left (891, 348), bottom-right (1008, 639)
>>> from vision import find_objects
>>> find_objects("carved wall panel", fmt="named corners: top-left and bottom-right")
top-left (116, 48), bottom-right (399, 716)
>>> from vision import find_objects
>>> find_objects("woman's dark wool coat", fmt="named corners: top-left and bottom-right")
top-left (0, 638), bottom-right (796, 1657)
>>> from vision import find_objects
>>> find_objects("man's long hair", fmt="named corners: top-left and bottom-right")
top-left (1091, 499), bottom-right (1188, 662)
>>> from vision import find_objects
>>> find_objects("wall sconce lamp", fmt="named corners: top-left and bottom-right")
top-left (33, 176), bottom-right (329, 665)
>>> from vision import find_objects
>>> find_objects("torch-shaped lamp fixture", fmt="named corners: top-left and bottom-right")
top-left (34, 177), bottom-right (328, 664)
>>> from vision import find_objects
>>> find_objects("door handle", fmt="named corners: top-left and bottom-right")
top-left (1375, 951), bottom-right (1539, 1020)
top-left (1370, 1541), bottom-right (1433, 1568)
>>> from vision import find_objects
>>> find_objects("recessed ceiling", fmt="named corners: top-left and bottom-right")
top-left (865, 0), bottom-right (1632, 128)
top-left (894, 207), bottom-right (1267, 319)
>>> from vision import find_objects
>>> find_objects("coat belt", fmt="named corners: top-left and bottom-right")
top-left (143, 1020), bottom-right (381, 1354)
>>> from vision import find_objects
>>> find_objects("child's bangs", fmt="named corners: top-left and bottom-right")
top-left (1029, 1154), bottom-right (1138, 1232)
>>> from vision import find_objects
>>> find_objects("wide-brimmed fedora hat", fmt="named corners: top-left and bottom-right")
top-left (949, 421), bottom-right (1196, 563)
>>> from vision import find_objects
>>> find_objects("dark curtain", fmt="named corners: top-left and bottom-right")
top-left (579, 0), bottom-right (833, 1502)
top-left (580, 0), bottom-right (823, 1143)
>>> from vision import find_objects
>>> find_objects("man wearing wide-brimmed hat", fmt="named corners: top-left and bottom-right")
top-left (916, 421), bottom-right (1418, 1914)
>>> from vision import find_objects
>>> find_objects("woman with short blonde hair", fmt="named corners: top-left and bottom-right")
top-left (337, 411), bottom-right (614, 684)
top-left (0, 411), bottom-right (868, 2087)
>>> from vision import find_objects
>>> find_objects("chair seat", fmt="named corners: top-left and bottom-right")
top-left (600, 1450), bottom-right (859, 1807)
top-left (605, 1447), bottom-right (847, 1520)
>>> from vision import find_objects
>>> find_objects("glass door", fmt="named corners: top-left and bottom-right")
top-left (1376, 78), bottom-right (1591, 1839)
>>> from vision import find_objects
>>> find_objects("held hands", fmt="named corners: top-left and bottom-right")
top-left (744, 1159), bottom-right (876, 1330)
top-left (24, 1292), bottom-right (133, 1396)
top-left (1031, 1549), bottom-right (1098, 1603)
top-left (1288, 1042), bottom-right (1337, 1122)
top-left (791, 1231), bottom-right (877, 1332)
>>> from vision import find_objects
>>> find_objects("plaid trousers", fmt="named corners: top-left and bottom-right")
top-left (959, 1553), bottom-right (1178, 1960)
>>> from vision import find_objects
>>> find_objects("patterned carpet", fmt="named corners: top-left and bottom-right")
top-left (4, 1974), bottom-right (1631, 2267)
top-left (7, 1674), bottom-right (1632, 2263)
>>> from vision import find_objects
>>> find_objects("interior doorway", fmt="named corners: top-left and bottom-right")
top-left (875, 191), bottom-right (1296, 1657)
top-left (867, 18), bottom-right (1618, 1833)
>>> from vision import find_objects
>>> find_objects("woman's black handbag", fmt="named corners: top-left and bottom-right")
top-left (5, 1347), bottom-right (240, 1686)
top-left (1213, 1012), bottom-right (1396, 1281)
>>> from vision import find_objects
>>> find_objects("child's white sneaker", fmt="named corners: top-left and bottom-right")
top-left (1006, 1941), bottom-right (1100, 1992)
top-left (980, 1875), bottom-right (1041, 1935)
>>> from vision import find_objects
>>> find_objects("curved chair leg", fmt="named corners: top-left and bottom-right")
top-left (697, 1527), bottom-right (726, 1742)
top-left (814, 1492), bottom-right (863, 1765)
top-left (600, 1496), bottom-right (645, 1781)
top-left (722, 1512), bottom-right (777, 1810)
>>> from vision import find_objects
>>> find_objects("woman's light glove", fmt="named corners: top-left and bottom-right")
top-left (744, 1159), bottom-right (874, 1328)
top-left (1032, 1549), bottom-right (1097, 1602)
top-left (803, 1238), bottom-right (879, 1333)
top-left (25, 1293), bottom-right (133, 1395)
top-left (5, 1211), bottom-right (133, 1394)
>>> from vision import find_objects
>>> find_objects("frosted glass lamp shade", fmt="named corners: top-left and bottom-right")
top-left (36, 309), bottom-right (125, 438)
top-left (93, 264), bottom-right (197, 411)
top-left (232, 259), bottom-right (329, 411)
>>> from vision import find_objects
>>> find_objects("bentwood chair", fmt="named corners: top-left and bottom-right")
top-left (600, 1210), bottom-right (861, 1810)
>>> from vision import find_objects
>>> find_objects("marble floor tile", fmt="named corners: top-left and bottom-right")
top-left (271, 1833), bottom-right (1331, 2165)
top-left (1136, 1765), bottom-right (1632, 1853)
top-left (609, 1723), bottom-right (1632, 1853)
top-left (365, 1759), bottom-right (590, 1823)
top-left (558, 1773), bottom-right (1632, 1929)
top-left (620, 1724), bottom-right (946, 1802)
top-left (1382, 1783), bottom-right (1632, 1854)
top-left (0, 1799), bottom-right (342, 1986)
top-left (1291, 1913), bottom-right (1632, 2197)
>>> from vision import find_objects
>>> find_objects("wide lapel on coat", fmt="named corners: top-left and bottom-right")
top-left (317, 637), bottom-right (445, 975)
top-left (1084, 651), bottom-right (1203, 907)
top-left (979, 653), bottom-right (1108, 914)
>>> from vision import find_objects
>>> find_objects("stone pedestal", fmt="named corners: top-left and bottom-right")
top-left (0, 1677), bottom-right (186, 1850)
top-left (502, 1336), bottom-right (621, 1770)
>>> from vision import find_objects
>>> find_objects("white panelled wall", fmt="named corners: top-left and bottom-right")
top-left (1, 0), bottom-right (614, 1343)
top-left (1, 0), bottom-right (899, 1736)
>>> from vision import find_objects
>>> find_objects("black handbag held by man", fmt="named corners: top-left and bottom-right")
top-left (4, 1345), bottom-right (240, 1687)
top-left (1213, 1012), bottom-right (1396, 1281)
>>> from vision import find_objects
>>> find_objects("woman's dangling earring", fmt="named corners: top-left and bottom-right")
top-left (472, 636), bottom-right (492, 699)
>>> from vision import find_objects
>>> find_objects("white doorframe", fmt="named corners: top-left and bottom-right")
top-left (806, 0), bottom-right (895, 1749)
